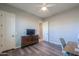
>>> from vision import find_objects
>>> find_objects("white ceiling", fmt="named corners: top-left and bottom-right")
top-left (8, 3), bottom-right (79, 19)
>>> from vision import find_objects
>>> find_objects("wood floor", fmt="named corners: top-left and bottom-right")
top-left (1, 41), bottom-right (63, 56)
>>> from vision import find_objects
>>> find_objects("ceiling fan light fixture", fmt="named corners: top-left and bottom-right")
top-left (41, 6), bottom-right (47, 11)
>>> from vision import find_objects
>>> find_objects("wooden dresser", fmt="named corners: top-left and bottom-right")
top-left (21, 35), bottom-right (39, 47)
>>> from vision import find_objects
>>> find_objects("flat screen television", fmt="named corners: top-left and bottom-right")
top-left (27, 29), bottom-right (35, 35)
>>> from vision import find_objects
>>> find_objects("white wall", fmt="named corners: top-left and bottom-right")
top-left (45, 7), bottom-right (79, 45)
top-left (0, 4), bottom-right (42, 48)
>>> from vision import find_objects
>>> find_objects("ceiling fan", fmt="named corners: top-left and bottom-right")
top-left (41, 3), bottom-right (56, 7)
top-left (37, 3), bottom-right (56, 11)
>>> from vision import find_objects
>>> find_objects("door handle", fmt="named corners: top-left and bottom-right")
top-left (12, 35), bottom-right (15, 37)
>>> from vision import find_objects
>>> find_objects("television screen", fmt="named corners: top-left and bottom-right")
top-left (27, 29), bottom-right (35, 35)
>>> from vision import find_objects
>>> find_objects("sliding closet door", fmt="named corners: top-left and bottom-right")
top-left (4, 12), bottom-right (16, 50)
top-left (0, 11), bottom-right (4, 52)
top-left (0, 11), bottom-right (8, 52)
top-left (0, 10), bottom-right (16, 52)
top-left (10, 13), bottom-right (16, 49)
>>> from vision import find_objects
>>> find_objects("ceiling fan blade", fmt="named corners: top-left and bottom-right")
top-left (32, 5), bottom-right (43, 7)
top-left (28, 3), bottom-right (56, 8)
top-left (32, 3), bottom-right (47, 7)
top-left (34, 3), bottom-right (47, 7)
top-left (36, 3), bottom-right (56, 7)
top-left (46, 4), bottom-right (56, 7)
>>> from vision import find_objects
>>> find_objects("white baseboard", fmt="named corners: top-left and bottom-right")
top-left (49, 40), bottom-right (61, 46)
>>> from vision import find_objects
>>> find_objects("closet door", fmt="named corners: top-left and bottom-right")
top-left (10, 13), bottom-right (16, 49)
top-left (0, 10), bottom-right (6, 52)
top-left (0, 10), bottom-right (3, 53)
top-left (4, 12), bottom-right (16, 50)
top-left (0, 10), bottom-right (16, 52)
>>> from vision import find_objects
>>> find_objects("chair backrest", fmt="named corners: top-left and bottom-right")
top-left (59, 38), bottom-right (66, 48)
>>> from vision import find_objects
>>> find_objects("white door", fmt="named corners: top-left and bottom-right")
top-left (4, 12), bottom-right (16, 50)
top-left (0, 10), bottom-right (8, 52)
top-left (43, 21), bottom-right (49, 41)
top-left (0, 11), bottom-right (4, 53)
top-left (0, 10), bottom-right (16, 52)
